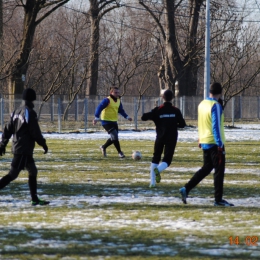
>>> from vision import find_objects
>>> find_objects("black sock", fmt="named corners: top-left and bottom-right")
top-left (103, 138), bottom-right (113, 149)
top-left (113, 140), bottom-right (121, 153)
top-left (28, 176), bottom-right (38, 201)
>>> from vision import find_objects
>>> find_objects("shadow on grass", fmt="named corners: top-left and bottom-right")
top-left (0, 227), bottom-right (257, 260)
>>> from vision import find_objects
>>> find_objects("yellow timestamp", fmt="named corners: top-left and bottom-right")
top-left (229, 236), bottom-right (258, 246)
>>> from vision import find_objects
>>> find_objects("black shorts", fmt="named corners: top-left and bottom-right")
top-left (11, 154), bottom-right (35, 170)
top-left (102, 123), bottom-right (119, 134)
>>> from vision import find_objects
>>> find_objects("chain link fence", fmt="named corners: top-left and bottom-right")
top-left (0, 95), bottom-right (259, 132)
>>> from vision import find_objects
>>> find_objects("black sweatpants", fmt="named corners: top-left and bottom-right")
top-left (0, 154), bottom-right (38, 201)
top-left (152, 138), bottom-right (177, 166)
top-left (184, 145), bottom-right (225, 202)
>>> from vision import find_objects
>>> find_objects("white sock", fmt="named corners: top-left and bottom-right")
top-left (150, 163), bottom-right (158, 186)
top-left (157, 162), bottom-right (168, 173)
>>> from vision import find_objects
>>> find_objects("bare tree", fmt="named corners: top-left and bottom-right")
top-left (139, 0), bottom-right (205, 96)
top-left (28, 7), bottom-right (91, 120)
top-left (7, 0), bottom-right (70, 100)
top-left (86, 0), bottom-right (121, 97)
top-left (211, 23), bottom-right (260, 106)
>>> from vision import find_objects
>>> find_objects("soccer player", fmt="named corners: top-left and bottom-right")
top-left (0, 88), bottom-right (49, 206)
top-left (93, 87), bottom-right (132, 158)
top-left (179, 82), bottom-right (234, 206)
top-left (141, 89), bottom-right (186, 187)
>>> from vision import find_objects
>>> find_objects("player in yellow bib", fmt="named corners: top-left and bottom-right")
top-left (93, 87), bottom-right (132, 158)
top-left (179, 82), bottom-right (234, 207)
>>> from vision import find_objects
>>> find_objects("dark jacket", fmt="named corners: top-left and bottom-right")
top-left (141, 102), bottom-right (186, 140)
top-left (1, 101), bottom-right (46, 155)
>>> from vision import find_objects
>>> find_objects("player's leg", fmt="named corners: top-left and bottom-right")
top-left (180, 148), bottom-right (213, 203)
top-left (0, 155), bottom-right (23, 189)
top-left (152, 139), bottom-right (164, 184)
top-left (100, 124), bottom-right (116, 156)
top-left (26, 157), bottom-right (49, 206)
top-left (157, 139), bottom-right (176, 174)
top-left (149, 163), bottom-right (158, 188)
top-left (211, 145), bottom-right (233, 206)
top-left (0, 167), bottom-right (20, 189)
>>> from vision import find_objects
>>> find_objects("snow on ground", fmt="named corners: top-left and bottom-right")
top-left (43, 123), bottom-right (260, 142)
top-left (1, 124), bottom-right (260, 257)
top-left (40, 123), bottom-right (260, 208)
top-left (0, 123), bottom-right (257, 209)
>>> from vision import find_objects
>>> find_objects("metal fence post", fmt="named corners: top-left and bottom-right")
top-left (0, 98), bottom-right (3, 131)
top-left (232, 97), bottom-right (235, 127)
top-left (182, 96), bottom-right (186, 118)
top-left (142, 96), bottom-right (145, 115)
top-left (180, 96), bottom-right (183, 114)
top-left (134, 98), bottom-right (138, 130)
top-left (258, 96), bottom-right (260, 119)
top-left (50, 95), bottom-right (54, 122)
top-left (239, 96), bottom-right (242, 119)
top-left (84, 98), bottom-right (88, 133)
top-left (58, 97), bottom-right (61, 133)
top-left (75, 95), bottom-right (78, 121)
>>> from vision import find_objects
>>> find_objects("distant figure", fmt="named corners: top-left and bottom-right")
top-left (141, 89), bottom-right (186, 187)
top-left (157, 64), bottom-right (166, 91)
top-left (179, 82), bottom-right (234, 207)
top-left (93, 87), bottom-right (132, 158)
top-left (0, 88), bottom-right (49, 206)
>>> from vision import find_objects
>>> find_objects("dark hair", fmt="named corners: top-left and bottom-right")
top-left (210, 82), bottom-right (222, 95)
top-left (22, 88), bottom-right (36, 101)
top-left (163, 89), bottom-right (173, 102)
top-left (110, 87), bottom-right (119, 93)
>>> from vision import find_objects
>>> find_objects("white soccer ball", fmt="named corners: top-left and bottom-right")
top-left (132, 151), bottom-right (142, 160)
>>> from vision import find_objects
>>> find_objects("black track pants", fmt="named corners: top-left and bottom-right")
top-left (185, 145), bottom-right (225, 202)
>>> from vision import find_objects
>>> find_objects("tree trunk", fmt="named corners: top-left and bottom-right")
top-left (8, 0), bottom-right (70, 102)
top-left (86, 2), bottom-right (100, 96)
top-left (177, 64), bottom-right (198, 96)
top-left (8, 1), bottom-right (39, 101)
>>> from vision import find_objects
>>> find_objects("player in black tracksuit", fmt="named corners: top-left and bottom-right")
top-left (141, 89), bottom-right (186, 187)
top-left (0, 88), bottom-right (49, 205)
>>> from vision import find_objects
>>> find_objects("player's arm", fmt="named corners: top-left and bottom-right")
top-left (141, 108), bottom-right (157, 121)
top-left (93, 98), bottom-right (109, 125)
top-left (0, 113), bottom-right (14, 152)
top-left (211, 103), bottom-right (223, 147)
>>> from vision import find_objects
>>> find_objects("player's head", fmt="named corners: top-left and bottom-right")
top-left (210, 82), bottom-right (222, 95)
top-left (110, 87), bottom-right (120, 98)
top-left (22, 88), bottom-right (36, 102)
top-left (162, 89), bottom-right (173, 102)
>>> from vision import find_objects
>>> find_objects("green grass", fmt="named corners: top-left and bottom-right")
top-left (0, 138), bottom-right (260, 259)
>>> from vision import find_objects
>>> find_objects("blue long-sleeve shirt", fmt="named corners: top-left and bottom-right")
top-left (201, 97), bottom-right (223, 149)
top-left (94, 97), bottom-right (129, 126)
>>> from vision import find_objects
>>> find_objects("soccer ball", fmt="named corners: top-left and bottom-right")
top-left (132, 151), bottom-right (142, 160)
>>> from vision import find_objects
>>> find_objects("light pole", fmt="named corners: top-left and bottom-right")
top-left (204, 0), bottom-right (210, 99)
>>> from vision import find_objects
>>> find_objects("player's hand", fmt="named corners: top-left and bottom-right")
top-left (43, 144), bottom-right (48, 154)
top-left (198, 139), bottom-right (201, 148)
top-left (218, 146), bottom-right (223, 164)
top-left (127, 117), bottom-right (132, 121)
top-left (93, 119), bottom-right (98, 125)
top-left (0, 145), bottom-right (5, 156)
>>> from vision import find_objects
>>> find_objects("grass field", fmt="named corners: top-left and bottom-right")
top-left (0, 137), bottom-right (260, 260)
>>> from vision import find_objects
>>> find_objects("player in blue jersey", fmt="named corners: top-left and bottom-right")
top-left (93, 87), bottom-right (132, 158)
top-left (179, 82), bottom-right (234, 207)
